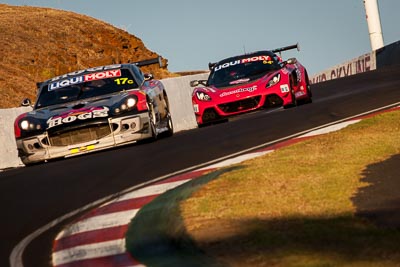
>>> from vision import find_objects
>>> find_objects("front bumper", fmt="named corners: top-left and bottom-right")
top-left (16, 112), bottom-right (152, 165)
top-left (193, 91), bottom-right (292, 125)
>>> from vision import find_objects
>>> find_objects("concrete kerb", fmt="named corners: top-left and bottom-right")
top-left (125, 168), bottom-right (234, 267)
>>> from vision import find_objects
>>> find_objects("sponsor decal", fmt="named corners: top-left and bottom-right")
top-left (50, 65), bottom-right (121, 82)
top-left (229, 78), bottom-right (250, 85)
top-left (85, 69), bottom-right (121, 82)
top-left (295, 67), bottom-right (302, 83)
top-left (214, 56), bottom-right (272, 72)
top-left (280, 84), bottom-right (290, 93)
top-left (295, 91), bottom-right (306, 97)
top-left (49, 69), bottom-right (122, 90)
top-left (219, 86), bottom-right (257, 97)
top-left (47, 106), bottom-right (109, 129)
top-left (70, 145), bottom-right (95, 154)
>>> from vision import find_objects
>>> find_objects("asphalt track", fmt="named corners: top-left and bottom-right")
top-left (1, 65), bottom-right (400, 267)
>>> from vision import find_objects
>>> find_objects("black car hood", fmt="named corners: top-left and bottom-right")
top-left (26, 93), bottom-right (129, 131)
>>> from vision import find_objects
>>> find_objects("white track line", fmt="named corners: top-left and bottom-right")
top-left (198, 150), bottom-right (274, 170)
top-left (298, 120), bottom-right (361, 138)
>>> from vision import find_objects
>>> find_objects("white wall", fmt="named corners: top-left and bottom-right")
top-left (0, 107), bottom-right (32, 170)
top-left (162, 73), bottom-right (209, 132)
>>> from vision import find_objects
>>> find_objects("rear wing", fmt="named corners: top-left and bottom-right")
top-left (208, 43), bottom-right (300, 70)
top-left (208, 62), bottom-right (217, 70)
top-left (271, 43), bottom-right (300, 53)
top-left (132, 56), bottom-right (165, 68)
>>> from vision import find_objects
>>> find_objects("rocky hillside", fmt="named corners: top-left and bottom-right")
top-left (0, 4), bottom-right (176, 108)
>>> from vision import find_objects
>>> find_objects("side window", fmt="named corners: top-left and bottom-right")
top-left (131, 65), bottom-right (145, 84)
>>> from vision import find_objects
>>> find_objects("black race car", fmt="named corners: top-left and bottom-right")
top-left (14, 58), bottom-right (173, 165)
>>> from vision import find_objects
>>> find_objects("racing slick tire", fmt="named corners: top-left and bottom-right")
top-left (283, 77), bottom-right (297, 109)
top-left (300, 71), bottom-right (313, 105)
top-left (161, 93), bottom-right (173, 137)
top-left (163, 112), bottom-right (174, 137)
top-left (305, 83), bottom-right (313, 104)
top-left (148, 102), bottom-right (158, 140)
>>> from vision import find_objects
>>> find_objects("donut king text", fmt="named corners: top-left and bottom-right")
top-left (219, 86), bottom-right (258, 97)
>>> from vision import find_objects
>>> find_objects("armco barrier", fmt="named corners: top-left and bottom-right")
top-left (0, 74), bottom-right (209, 170)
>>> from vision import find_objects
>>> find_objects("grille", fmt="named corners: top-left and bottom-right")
top-left (218, 96), bottom-right (261, 113)
top-left (49, 124), bottom-right (112, 146)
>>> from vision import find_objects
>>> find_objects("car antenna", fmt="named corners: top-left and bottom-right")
top-left (243, 45), bottom-right (246, 55)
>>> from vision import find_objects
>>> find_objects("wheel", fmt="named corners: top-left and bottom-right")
top-left (283, 76), bottom-right (297, 109)
top-left (161, 92), bottom-right (173, 137)
top-left (298, 83), bottom-right (312, 105)
top-left (148, 102), bottom-right (158, 140)
top-left (164, 112), bottom-right (174, 137)
top-left (305, 83), bottom-right (313, 103)
top-left (303, 71), bottom-right (312, 104)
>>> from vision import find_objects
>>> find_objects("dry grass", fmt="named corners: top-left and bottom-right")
top-left (181, 110), bottom-right (400, 266)
top-left (0, 4), bottom-right (177, 108)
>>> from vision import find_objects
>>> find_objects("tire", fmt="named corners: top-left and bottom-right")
top-left (148, 102), bottom-right (158, 140)
top-left (164, 112), bottom-right (174, 137)
top-left (303, 71), bottom-right (312, 104)
top-left (161, 92), bottom-right (173, 137)
top-left (283, 76), bottom-right (297, 109)
top-left (305, 83), bottom-right (313, 103)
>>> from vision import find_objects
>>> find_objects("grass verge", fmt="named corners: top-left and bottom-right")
top-left (180, 109), bottom-right (400, 267)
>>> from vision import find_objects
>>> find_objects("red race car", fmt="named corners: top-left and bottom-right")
top-left (190, 44), bottom-right (312, 126)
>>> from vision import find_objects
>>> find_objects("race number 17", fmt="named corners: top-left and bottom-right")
top-left (114, 78), bottom-right (134, 85)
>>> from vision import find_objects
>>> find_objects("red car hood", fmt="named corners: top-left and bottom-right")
top-left (196, 71), bottom-right (278, 101)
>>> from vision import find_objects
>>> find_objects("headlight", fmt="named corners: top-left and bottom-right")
top-left (266, 73), bottom-right (281, 88)
top-left (20, 120), bottom-right (29, 130)
top-left (196, 91), bottom-right (212, 101)
top-left (126, 97), bottom-right (136, 108)
top-left (114, 97), bottom-right (137, 114)
top-left (19, 119), bottom-right (41, 131)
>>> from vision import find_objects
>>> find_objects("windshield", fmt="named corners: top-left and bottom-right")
top-left (208, 54), bottom-right (282, 87)
top-left (35, 69), bottom-right (138, 108)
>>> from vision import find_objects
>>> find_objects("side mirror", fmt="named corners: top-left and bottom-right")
top-left (285, 58), bottom-right (297, 65)
top-left (190, 80), bottom-right (207, 87)
top-left (21, 98), bottom-right (32, 107)
top-left (190, 80), bottom-right (199, 87)
top-left (144, 73), bottom-right (153, 81)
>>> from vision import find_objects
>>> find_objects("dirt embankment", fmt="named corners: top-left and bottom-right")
top-left (0, 4), bottom-right (176, 108)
